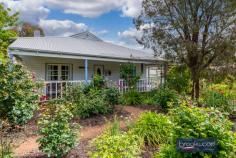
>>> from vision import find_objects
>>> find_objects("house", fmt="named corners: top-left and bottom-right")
top-left (8, 31), bottom-right (166, 100)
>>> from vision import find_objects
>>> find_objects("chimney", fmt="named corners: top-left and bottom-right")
top-left (34, 30), bottom-right (41, 37)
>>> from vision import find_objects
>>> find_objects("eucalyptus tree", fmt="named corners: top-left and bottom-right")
top-left (135, 0), bottom-right (236, 99)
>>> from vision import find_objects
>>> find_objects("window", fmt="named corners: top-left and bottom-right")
top-left (46, 64), bottom-right (72, 81)
top-left (147, 66), bottom-right (162, 79)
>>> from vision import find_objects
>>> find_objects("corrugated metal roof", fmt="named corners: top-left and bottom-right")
top-left (9, 36), bottom-right (164, 61)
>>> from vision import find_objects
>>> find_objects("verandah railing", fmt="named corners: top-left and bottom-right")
top-left (40, 78), bottom-right (161, 101)
top-left (118, 78), bottom-right (161, 93)
top-left (40, 80), bottom-right (86, 101)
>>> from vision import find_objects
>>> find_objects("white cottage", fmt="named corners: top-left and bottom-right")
top-left (8, 31), bottom-right (165, 99)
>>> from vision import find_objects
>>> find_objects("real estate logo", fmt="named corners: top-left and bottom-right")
top-left (177, 138), bottom-right (218, 153)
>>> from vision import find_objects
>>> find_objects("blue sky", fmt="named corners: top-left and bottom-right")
top-left (48, 9), bottom-right (134, 40)
top-left (0, 0), bottom-right (146, 50)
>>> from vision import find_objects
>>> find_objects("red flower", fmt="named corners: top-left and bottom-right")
top-left (32, 72), bottom-right (36, 81)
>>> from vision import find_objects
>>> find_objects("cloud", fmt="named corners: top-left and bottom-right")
top-left (0, 0), bottom-right (143, 21)
top-left (0, 0), bottom-right (143, 38)
top-left (116, 25), bottom-right (155, 52)
top-left (39, 19), bottom-right (88, 36)
top-left (0, 0), bottom-right (49, 24)
top-left (93, 30), bottom-right (109, 36)
top-left (121, 0), bottom-right (143, 18)
top-left (45, 0), bottom-right (122, 18)
top-left (45, 0), bottom-right (143, 18)
top-left (118, 27), bottom-right (142, 41)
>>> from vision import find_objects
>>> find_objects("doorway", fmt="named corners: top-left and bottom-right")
top-left (94, 65), bottom-right (104, 76)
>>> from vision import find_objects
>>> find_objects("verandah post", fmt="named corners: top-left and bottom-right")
top-left (85, 59), bottom-right (88, 83)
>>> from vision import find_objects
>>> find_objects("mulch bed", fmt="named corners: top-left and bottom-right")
top-left (75, 106), bottom-right (130, 127)
top-left (12, 105), bottom-right (162, 158)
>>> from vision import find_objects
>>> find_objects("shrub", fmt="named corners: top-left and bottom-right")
top-left (37, 102), bottom-right (77, 157)
top-left (0, 62), bottom-right (40, 125)
top-left (142, 97), bottom-right (156, 105)
top-left (166, 65), bottom-right (191, 94)
top-left (201, 90), bottom-right (234, 113)
top-left (106, 116), bottom-right (120, 136)
top-left (65, 84), bottom-right (114, 118)
top-left (92, 75), bottom-right (105, 89)
top-left (155, 101), bottom-right (236, 158)
top-left (103, 87), bottom-right (119, 106)
top-left (140, 92), bottom-right (156, 105)
top-left (120, 63), bottom-right (140, 89)
top-left (90, 133), bottom-right (142, 158)
top-left (153, 86), bottom-right (178, 110)
top-left (89, 120), bottom-right (142, 158)
top-left (121, 90), bottom-right (142, 105)
top-left (154, 144), bottom-right (180, 158)
top-left (208, 82), bottom-right (235, 99)
top-left (74, 89), bottom-right (112, 118)
top-left (131, 112), bottom-right (172, 147)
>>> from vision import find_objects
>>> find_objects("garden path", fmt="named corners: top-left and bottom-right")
top-left (13, 106), bottom-right (147, 157)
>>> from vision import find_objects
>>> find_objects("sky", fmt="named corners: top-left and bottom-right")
top-left (0, 0), bottom-right (149, 51)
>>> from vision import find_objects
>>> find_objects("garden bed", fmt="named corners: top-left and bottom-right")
top-left (12, 105), bottom-right (156, 158)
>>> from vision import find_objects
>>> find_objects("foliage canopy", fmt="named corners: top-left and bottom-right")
top-left (0, 4), bottom-right (18, 62)
top-left (135, 0), bottom-right (236, 99)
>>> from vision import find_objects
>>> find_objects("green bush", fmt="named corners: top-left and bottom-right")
top-left (201, 90), bottom-right (234, 113)
top-left (121, 90), bottom-right (142, 105)
top-left (153, 86), bottom-right (179, 110)
top-left (209, 83), bottom-right (234, 98)
top-left (131, 112), bottom-right (172, 147)
top-left (90, 133), bottom-right (142, 158)
top-left (120, 63), bottom-right (140, 89)
top-left (65, 84), bottom-right (114, 118)
top-left (140, 91), bottom-right (156, 105)
top-left (37, 102), bottom-right (77, 157)
top-left (0, 62), bottom-right (40, 125)
top-left (89, 120), bottom-right (142, 158)
top-left (166, 65), bottom-right (191, 94)
top-left (74, 89), bottom-right (112, 118)
top-left (155, 101), bottom-right (236, 158)
top-left (154, 144), bottom-right (180, 158)
top-left (92, 75), bottom-right (105, 89)
top-left (142, 97), bottom-right (156, 105)
top-left (103, 87), bottom-right (119, 106)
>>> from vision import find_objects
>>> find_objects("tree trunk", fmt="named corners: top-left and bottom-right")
top-left (194, 77), bottom-right (200, 99)
top-left (191, 70), bottom-right (200, 100)
top-left (191, 80), bottom-right (195, 99)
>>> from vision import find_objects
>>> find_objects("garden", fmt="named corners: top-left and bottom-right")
top-left (0, 61), bottom-right (235, 158)
top-left (1, 0), bottom-right (236, 157)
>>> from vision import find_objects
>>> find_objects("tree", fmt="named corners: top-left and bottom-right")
top-left (13, 22), bottom-right (45, 37)
top-left (0, 4), bottom-right (18, 62)
top-left (0, 62), bottom-right (40, 126)
top-left (135, 0), bottom-right (236, 99)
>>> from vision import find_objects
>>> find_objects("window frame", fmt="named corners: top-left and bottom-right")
top-left (45, 63), bottom-right (73, 81)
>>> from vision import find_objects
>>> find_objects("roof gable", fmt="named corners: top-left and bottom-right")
top-left (70, 31), bottom-right (102, 41)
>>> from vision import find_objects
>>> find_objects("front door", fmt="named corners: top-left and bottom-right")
top-left (94, 65), bottom-right (104, 76)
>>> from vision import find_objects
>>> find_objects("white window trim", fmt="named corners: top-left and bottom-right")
top-left (46, 63), bottom-right (73, 81)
